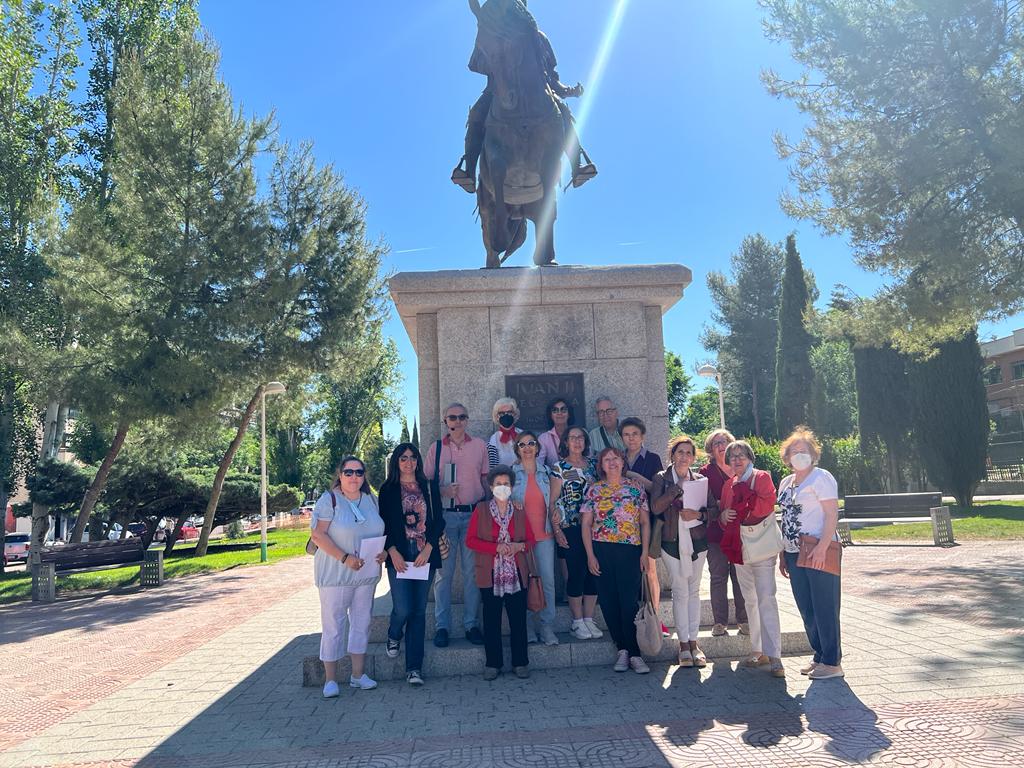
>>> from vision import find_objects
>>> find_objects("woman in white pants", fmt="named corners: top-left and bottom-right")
top-left (649, 436), bottom-right (716, 667)
top-left (310, 456), bottom-right (388, 697)
top-left (718, 441), bottom-right (784, 678)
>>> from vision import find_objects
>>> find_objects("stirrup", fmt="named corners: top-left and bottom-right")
top-left (451, 165), bottom-right (476, 194)
top-left (571, 163), bottom-right (598, 188)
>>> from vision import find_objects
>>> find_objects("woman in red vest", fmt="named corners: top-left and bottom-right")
top-left (466, 464), bottom-right (537, 680)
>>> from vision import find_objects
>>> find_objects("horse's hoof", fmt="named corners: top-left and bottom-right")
top-left (536, 260), bottom-right (558, 267)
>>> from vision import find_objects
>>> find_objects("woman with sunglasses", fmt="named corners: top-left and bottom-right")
top-left (510, 430), bottom-right (558, 645)
top-left (538, 398), bottom-right (574, 469)
top-left (380, 443), bottom-right (445, 686)
top-left (311, 456), bottom-right (388, 697)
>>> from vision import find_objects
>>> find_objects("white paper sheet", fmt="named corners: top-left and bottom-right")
top-left (681, 477), bottom-right (709, 529)
top-left (396, 562), bottom-right (431, 580)
top-left (358, 535), bottom-right (386, 563)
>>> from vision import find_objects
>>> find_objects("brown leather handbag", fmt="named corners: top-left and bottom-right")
top-left (797, 535), bottom-right (842, 576)
top-left (526, 550), bottom-right (546, 612)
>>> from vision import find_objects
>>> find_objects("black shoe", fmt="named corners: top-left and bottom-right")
top-left (434, 628), bottom-right (449, 648)
top-left (385, 637), bottom-right (400, 659)
top-left (466, 627), bottom-right (484, 645)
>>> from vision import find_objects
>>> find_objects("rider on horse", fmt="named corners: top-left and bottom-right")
top-left (451, 0), bottom-right (598, 195)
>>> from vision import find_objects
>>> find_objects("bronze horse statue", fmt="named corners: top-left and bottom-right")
top-left (462, 0), bottom-right (595, 268)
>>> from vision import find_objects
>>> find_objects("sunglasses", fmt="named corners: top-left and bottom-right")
top-left (517, 440), bottom-right (538, 448)
top-left (596, 407), bottom-right (617, 416)
top-left (446, 414), bottom-right (469, 421)
top-left (551, 406), bottom-right (568, 413)
top-left (342, 468), bottom-right (365, 477)
top-left (398, 455), bottom-right (417, 462)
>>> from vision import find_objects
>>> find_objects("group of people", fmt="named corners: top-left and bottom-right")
top-left (311, 395), bottom-right (844, 696)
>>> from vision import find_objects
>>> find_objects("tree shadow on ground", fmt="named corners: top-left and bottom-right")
top-left (0, 571), bottom-right (258, 645)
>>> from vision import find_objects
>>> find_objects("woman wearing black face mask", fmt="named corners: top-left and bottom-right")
top-left (487, 397), bottom-right (549, 468)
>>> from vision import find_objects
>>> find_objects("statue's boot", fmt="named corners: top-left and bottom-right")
top-left (451, 157), bottom-right (476, 193)
top-left (572, 162), bottom-right (598, 188)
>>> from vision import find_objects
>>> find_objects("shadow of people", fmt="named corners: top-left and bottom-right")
top-left (803, 677), bottom-right (892, 762)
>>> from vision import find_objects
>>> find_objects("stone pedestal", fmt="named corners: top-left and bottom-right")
top-left (389, 264), bottom-right (691, 455)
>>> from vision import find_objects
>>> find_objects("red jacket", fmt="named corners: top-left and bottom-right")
top-left (466, 501), bottom-right (536, 589)
top-left (719, 469), bottom-right (777, 565)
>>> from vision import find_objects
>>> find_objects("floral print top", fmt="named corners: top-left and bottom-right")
top-left (553, 458), bottom-right (598, 528)
top-left (401, 482), bottom-right (427, 555)
top-left (581, 479), bottom-right (648, 546)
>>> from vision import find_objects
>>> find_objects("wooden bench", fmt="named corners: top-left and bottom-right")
top-left (837, 492), bottom-right (954, 547)
top-left (31, 537), bottom-right (164, 602)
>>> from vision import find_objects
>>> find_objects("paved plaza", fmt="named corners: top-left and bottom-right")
top-left (2, 541), bottom-right (1023, 768)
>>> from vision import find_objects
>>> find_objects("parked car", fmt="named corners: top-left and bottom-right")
top-left (4, 533), bottom-right (31, 564)
top-left (127, 523), bottom-right (148, 539)
top-left (179, 522), bottom-right (199, 540)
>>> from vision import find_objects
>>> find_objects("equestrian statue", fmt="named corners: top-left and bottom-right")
top-left (452, 0), bottom-right (598, 268)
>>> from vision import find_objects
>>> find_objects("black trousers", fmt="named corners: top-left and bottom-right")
top-left (593, 541), bottom-right (642, 656)
top-left (480, 587), bottom-right (528, 669)
top-left (564, 524), bottom-right (598, 598)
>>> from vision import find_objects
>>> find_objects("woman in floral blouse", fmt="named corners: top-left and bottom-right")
top-left (580, 447), bottom-right (652, 674)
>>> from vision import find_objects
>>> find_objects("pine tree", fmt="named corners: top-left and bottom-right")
top-left (774, 235), bottom-right (814, 437)
top-left (702, 234), bottom-right (784, 437)
top-left (400, 419), bottom-right (411, 444)
top-left (411, 419), bottom-right (419, 447)
top-left (908, 330), bottom-right (989, 508)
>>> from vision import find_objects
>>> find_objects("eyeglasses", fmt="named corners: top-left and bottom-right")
top-left (342, 468), bottom-right (365, 477)
top-left (445, 414), bottom-right (469, 421)
top-left (675, 449), bottom-right (695, 456)
top-left (551, 406), bottom-right (568, 414)
top-left (568, 434), bottom-right (586, 440)
top-left (710, 440), bottom-right (728, 448)
top-left (398, 455), bottom-right (417, 462)
top-left (596, 407), bottom-right (617, 416)
top-left (517, 440), bottom-right (538, 448)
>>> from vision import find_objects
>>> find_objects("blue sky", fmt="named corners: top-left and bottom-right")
top-left (200, 0), bottom-right (1021, 436)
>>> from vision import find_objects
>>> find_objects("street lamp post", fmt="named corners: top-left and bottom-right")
top-left (697, 363), bottom-right (725, 430)
top-left (260, 381), bottom-right (287, 563)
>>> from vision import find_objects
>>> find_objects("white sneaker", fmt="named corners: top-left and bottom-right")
top-left (349, 674), bottom-right (378, 690)
top-left (539, 626), bottom-right (559, 646)
top-left (322, 680), bottom-right (340, 698)
top-left (613, 649), bottom-right (630, 672)
top-left (629, 656), bottom-right (650, 674)
top-left (570, 619), bottom-right (593, 640)
top-left (584, 618), bottom-right (603, 639)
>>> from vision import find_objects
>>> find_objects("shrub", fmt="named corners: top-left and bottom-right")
top-left (226, 519), bottom-right (245, 539)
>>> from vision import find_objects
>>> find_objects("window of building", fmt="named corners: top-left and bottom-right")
top-left (985, 365), bottom-right (1004, 385)
top-left (1014, 361), bottom-right (1024, 381)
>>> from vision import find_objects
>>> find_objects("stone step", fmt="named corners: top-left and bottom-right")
top-left (366, 594), bottom-right (744, 643)
top-left (302, 613), bottom-right (810, 685)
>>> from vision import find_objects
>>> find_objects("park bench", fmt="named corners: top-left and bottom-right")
top-left (838, 492), bottom-right (954, 547)
top-left (31, 537), bottom-right (164, 603)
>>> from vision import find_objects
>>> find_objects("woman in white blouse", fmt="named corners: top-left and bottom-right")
top-left (777, 428), bottom-right (843, 680)
top-left (310, 456), bottom-right (388, 697)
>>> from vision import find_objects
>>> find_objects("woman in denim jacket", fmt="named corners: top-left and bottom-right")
top-left (510, 430), bottom-right (558, 645)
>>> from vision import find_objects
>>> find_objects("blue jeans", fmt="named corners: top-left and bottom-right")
top-left (387, 566), bottom-right (436, 672)
top-left (529, 537), bottom-right (557, 628)
top-left (433, 509), bottom-right (480, 631)
top-left (784, 551), bottom-right (842, 666)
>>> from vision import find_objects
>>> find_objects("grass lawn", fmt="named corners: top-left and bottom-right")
top-left (0, 527), bottom-right (309, 604)
top-left (850, 501), bottom-right (1024, 541)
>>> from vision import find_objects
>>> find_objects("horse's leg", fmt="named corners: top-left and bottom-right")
top-left (532, 198), bottom-right (556, 266)
top-left (478, 158), bottom-right (501, 269)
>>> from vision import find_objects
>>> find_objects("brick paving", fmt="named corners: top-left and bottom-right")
top-left (1, 542), bottom-right (1022, 767)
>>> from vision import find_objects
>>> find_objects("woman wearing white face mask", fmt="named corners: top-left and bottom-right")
top-left (777, 427), bottom-right (843, 680)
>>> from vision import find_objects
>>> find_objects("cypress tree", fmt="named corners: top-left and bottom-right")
top-left (908, 330), bottom-right (989, 508)
top-left (400, 418), bottom-right (411, 444)
top-left (853, 344), bottom-right (913, 491)
top-left (774, 235), bottom-right (814, 437)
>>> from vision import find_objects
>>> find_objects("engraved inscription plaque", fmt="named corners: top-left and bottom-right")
top-left (505, 373), bottom-right (585, 433)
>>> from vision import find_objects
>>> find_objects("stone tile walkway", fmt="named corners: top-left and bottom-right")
top-left (2, 542), bottom-right (1022, 767)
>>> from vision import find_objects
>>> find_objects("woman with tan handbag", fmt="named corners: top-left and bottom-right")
top-left (777, 427), bottom-right (843, 680)
top-left (719, 440), bottom-right (784, 678)
top-left (580, 447), bottom-right (652, 675)
top-left (466, 465), bottom-right (537, 680)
